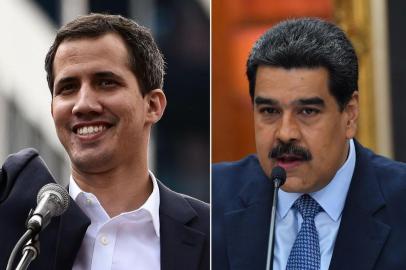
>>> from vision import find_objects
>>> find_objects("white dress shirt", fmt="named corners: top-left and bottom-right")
top-left (69, 171), bottom-right (161, 270)
top-left (273, 139), bottom-right (356, 270)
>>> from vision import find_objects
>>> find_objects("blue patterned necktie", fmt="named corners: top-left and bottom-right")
top-left (286, 194), bottom-right (323, 270)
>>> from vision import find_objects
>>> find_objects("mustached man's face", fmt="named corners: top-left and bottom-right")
top-left (253, 66), bottom-right (358, 193)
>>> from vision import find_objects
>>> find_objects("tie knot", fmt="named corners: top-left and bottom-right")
top-left (293, 194), bottom-right (323, 219)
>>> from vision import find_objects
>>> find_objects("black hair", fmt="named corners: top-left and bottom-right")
top-left (45, 13), bottom-right (164, 96)
top-left (246, 18), bottom-right (358, 110)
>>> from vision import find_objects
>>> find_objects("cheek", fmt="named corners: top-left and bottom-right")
top-left (51, 103), bottom-right (69, 127)
top-left (51, 102), bottom-right (76, 140)
top-left (306, 124), bottom-right (347, 163)
top-left (255, 124), bottom-right (269, 144)
top-left (300, 121), bottom-right (338, 150)
top-left (118, 99), bottom-right (147, 132)
top-left (254, 123), bottom-right (276, 155)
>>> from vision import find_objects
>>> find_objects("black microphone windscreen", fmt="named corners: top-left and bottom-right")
top-left (271, 166), bottom-right (287, 186)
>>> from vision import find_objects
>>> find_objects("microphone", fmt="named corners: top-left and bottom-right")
top-left (265, 166), bottom-right (286, 270)
top-left (7, 183), bottom-right (70, 270)
top-left (270, 166), bottom-right (286, 189)
top-left (26, 183), bottom-right (70, 234)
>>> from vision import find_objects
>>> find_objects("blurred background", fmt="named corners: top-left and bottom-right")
top-left (0, 0), bottom-right (209, 202)
top-left (213, 0), bottom-right (406, 164)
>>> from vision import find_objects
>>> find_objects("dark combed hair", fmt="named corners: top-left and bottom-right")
top-left (246, 18), bottom-right (358, 110)
top-left (45, 13), bottom-right (165, 96)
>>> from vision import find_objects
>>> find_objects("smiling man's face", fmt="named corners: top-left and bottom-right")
top-left (51, 33), bottom-right (152, 174)
top-left (253, 66), bottom-right (358, 193)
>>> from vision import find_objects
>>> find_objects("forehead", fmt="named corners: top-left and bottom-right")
top-left (254, 66), bottom-right (333, 104)
top-left (53, 33), bottom-right (131, 79)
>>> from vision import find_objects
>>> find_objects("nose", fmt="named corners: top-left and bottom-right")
top-left (72, 85), bottom-right (103, 116)
top-left (275, 112), bottom-right (301, 144)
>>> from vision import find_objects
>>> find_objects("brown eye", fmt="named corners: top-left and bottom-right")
top-left (56, 84), bottom-right (76, 95)
top-left (99, 79), bottom-right (117, 88)
top-left (300, 108), bottom-right (320, 116)
top-left (260, 107), bottom-right (280, 115)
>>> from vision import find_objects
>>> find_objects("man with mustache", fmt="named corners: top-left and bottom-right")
top-left (213, 18), bottom-right (406, 270)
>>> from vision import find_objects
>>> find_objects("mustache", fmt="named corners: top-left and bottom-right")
top-left (268, 142), bottom-right (312, 161)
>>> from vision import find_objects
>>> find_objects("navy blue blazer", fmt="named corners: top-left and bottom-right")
top-left (213, 141), bottom-right (406, 270)
top-left (0, 148), bottom-right (209, 270)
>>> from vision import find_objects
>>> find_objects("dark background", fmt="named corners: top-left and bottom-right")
top-left (388, 0), bottom-right (406, 163)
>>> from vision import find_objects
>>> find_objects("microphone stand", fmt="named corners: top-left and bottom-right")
top-left (15, 235), bottom-right (40, 270)
top-left (265, 177), bottom-right (283, 270)
top-left (6, 210), bottom-right (41, 270)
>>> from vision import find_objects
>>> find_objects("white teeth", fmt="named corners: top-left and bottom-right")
top-left (77, 125), bottom-right (106, 135)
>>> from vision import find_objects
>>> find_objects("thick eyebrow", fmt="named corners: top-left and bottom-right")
top-left (55, 77), bottom-right (77, 85)
top-left (294, 97), bottom-right (325, 107)
top-left (54, 76), bottom-right (77, 89)
top-left (254, 96), bottom-right (278, 106)
top-left (94, 71), bottom-right (123, 80)
top-left (55, 71), bottom-right (123, 87)
top-left (254, 96), bottom-right (326, 108)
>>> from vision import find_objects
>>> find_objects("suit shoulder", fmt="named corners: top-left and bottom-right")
top-left (213, 154), bottom-right (259, 172)
top-left (359, 145), bottom-right (406, 200)
top-left (182, 194), bottom-right (209, 215)
top-left (371, 154), bottom-right (406, 174)
top-left (176, 193), bottom-right (209, 237)
top-left (1, 148), bottom-right (40, 202)
top-left (158, 181), bottom-right (209, 231)
top-left (212, 155), bottom-right (263, 192)
top-left (2, 148), bottom-right (39, 172)
top-left (365, 148), bottom-right (406, 179)
top-left (213, 155), bottom-right (260, 181)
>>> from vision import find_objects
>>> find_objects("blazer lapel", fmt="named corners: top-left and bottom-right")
top-left (159, 181), bottom-right (206, 270)
top-left (224, 172), bottom-right (273, 270)
top-left (53, 198), bottom-right (90, 270)
top-left (329, 142), bottom-right (390, 270)
top-left (0, 150), bottom-right (90, 270)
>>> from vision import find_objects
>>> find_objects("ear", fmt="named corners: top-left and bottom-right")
top-left (344, 91), bottom-right (359, 139)
top-left (144, 89), bottom-right (167, 124)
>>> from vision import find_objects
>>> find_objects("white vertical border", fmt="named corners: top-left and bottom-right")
top-left (209, 0), bottom-right (213, 268)
top-left (371, 0), bottom-right (393, 157)
top-left (0, 94), bottom-right (8, 162)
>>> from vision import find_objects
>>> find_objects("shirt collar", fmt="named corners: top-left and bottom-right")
top-left (69, 170), bottom-right (161, 237)
top-left (277, 139), bottom-right (356, 221)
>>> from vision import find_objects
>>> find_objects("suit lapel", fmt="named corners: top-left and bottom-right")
top-left (53, 198), bottom-right (90, 270)
top-left (329, 142), bottom-right (390, 270)
top-left (224, 170), bottom-right (273, 270)
top-left (0, 150), bottom-right (90, 270)
top-left (158, 181), bottom-right (206, 270)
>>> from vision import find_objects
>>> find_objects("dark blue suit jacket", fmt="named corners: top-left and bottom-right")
top-left (213, 141), bottom-right (406, 270)
top-left (0, 148), bottom-right (209, 270)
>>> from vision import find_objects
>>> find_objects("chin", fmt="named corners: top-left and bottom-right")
top-left (280, 177), bottom-right (314, 193)
top-left (70, 151), bottom-right (113, 172)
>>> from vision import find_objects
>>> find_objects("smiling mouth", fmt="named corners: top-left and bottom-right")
top-left (74, 125), bottom-right (109, 136)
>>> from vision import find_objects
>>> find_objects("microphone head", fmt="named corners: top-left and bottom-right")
top-left (270, 166), bottom-right (287, 187)
top-left (37, 183), bottom-right (70, 216)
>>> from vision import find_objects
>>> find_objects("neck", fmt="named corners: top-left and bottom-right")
top-left (72, 163), bottom-right (152, 218)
